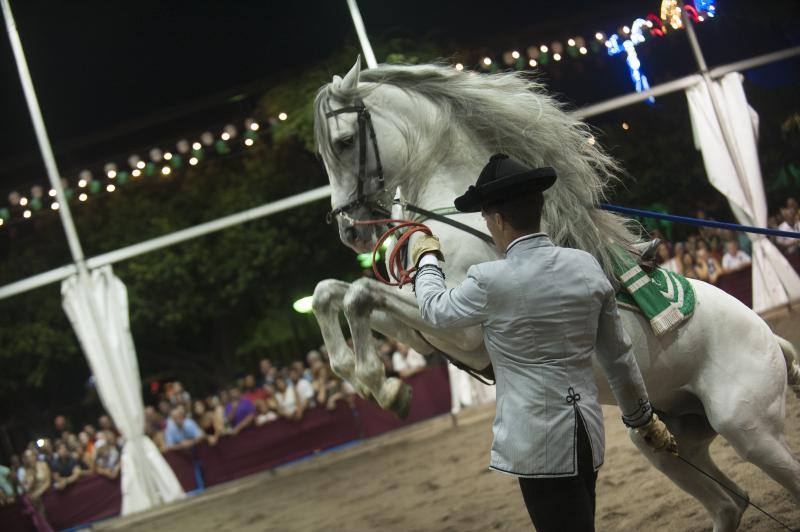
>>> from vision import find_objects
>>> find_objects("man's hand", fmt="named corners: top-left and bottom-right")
top-left (632, 413), bottom-right (678, 454)
top-left (410, 234), bottom-right (444, 268)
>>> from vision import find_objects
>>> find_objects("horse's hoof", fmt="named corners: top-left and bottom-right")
top-left (390, 382), bottom-right (413, 420)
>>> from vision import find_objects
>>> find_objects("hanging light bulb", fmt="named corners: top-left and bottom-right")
top-left (244, 138), bottom-right (254, 147)
top-left (79, 193), bottom-right (88, 202)
top-left (51, 202), bottom-right (59, 211)
top-left (511, 50), bottom-right (520, 59)
top-left (132, 169), bottom-right (141, 178)
top-left (539, 44), bottom-right (548, 53)
top-left (567, 38), bottom-right (576, 47)
top-left (19, 197), bottom-right (28, 207)
top-left (23, 210), bottom-right (31, 218)
top-left (107, 184), bottom-right (116, 192)
top-left (278, 112), bottom-right (288, 121)
top-left (553, 53), bottom-right (562, 61)
top-left (161, 166), bottom-right (171, 176)
top-left (192, 141), bottom-right (202, 151)
top-left (163, 152), bottom-right (173, 161)
top-left (529, 59), bottom-right (537, 67)
top-left (454, 63), bottom-right (464, 71)
top-left (189, 157), bottom-right (199, 166)
top-left (482, 57), bottom-right (492, 66)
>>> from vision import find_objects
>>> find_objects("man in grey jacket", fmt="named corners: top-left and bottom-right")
top-left (411, 154), bottom-right (676, 531)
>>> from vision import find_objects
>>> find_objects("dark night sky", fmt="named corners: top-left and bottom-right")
top-left (0, 0), bottom-right (798, 193)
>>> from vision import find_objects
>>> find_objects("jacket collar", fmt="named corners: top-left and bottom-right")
top-left (505, 233), bottom-right (552, 256)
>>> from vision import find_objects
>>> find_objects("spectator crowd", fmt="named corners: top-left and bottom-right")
top-left (0, 338), bottom-right (429, 517)
top-left (653, 197), bottom-right (800, 281)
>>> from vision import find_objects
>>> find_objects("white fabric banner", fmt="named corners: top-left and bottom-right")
top-left (686, 72), bottom-right (800, 312)
top-left (62, 266), bottom-right (184, 515)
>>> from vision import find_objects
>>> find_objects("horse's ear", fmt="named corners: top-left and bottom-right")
top-left (331, 74), bottom-right (343, 87)
top-left (340, 55), bottom-right (362, 90)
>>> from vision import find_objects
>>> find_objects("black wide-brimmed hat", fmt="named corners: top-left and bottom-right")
top-left (454, 154), bottom-right (557, 213)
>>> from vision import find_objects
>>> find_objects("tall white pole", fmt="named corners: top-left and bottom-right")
top-left (345, 0), bottom-right (377, 68)
top-left (2, 0), bottom-right (89, 274)
top-left (681, 4), bottom-right (754, 207)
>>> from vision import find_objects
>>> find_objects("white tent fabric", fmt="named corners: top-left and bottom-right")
top-left (686, 72), bottom-right (800, 312)
top-left (62, 266), bottom-right (184, 515)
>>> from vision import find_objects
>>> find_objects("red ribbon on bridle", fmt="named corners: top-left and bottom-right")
top-left (353, 218), bottom-right (432, 287)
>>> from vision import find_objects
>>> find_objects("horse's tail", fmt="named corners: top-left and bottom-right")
top-left (777, 335), bottom-right (800, 398)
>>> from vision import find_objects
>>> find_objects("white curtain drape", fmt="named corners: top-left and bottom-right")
top-left (686, 72), bottom-right (800, 312)
top-left (62, 266), bottom-right (184, 515)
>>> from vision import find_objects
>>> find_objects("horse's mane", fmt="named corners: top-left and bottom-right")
top-left (315, 63), bottom-right (644, 281)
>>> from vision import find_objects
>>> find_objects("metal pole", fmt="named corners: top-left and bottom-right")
top-left (681, 3), bottom-right (754, 207)
top-left (345, 0), bottom-right (377, 68)
top-left (0, 186), bottom-right (333, 300)
top-left (2, 0), bottom-right (89, 274)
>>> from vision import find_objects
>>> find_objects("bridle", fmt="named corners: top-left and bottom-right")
top-left (324, 98), bottom-right (389, 224)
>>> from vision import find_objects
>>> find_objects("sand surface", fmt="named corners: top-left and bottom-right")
top-left (97, 307), bottom-right (800, 532)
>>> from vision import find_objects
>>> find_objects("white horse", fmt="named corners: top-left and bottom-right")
top-left (311, 58), bottom-right (800, 531)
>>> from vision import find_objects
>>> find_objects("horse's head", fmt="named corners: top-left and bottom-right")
top-left (314, 57), bottom-right (431, 253)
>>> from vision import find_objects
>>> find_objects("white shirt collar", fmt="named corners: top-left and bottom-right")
top-left (505, 233), bottom-right (547, 253)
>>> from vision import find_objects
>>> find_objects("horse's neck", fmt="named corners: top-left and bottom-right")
top-left (405, 134), bottom-right (488, 212)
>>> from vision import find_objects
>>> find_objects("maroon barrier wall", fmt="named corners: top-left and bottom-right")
top-left (717, 255), bottom-right (800, 308)
top-left (353, 363), bottom-right (451, 438)
top-left (163, 449), bottom-right (199, 492)
top-left (41, 475), bottom-right (121, 530)
top-left (5, 365), bottom-right (450, 530)
top-left (0, 501), bottom-right (39, 532)
top-left (197, 401), bottom-right (360, 487)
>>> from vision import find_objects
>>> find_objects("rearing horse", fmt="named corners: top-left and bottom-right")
top-left (312, 58), bottom-right (800, 531)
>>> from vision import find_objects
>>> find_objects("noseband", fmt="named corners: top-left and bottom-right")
top-left (324, 99), bottom-right (388, 224)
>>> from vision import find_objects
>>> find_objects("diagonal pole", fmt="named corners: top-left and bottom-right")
top-left (345, 0), bottom-right (377, 68)
top-left (2, 0), bottom-right (88, 274)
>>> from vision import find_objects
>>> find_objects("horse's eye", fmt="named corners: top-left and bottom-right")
top-left (334, 135), bottom-right (355, 152)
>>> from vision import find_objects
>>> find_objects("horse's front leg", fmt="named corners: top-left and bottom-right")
top-left (341, 278), bottom-right (413, 417)
top-left (312, 279), bottom-right (371, 397)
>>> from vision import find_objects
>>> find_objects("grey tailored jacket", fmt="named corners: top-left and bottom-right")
top-left (414, 233), bottom-right (652, 477)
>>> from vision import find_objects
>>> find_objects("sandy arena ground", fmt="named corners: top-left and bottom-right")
top-left (97, 306), bottom-right (800, 532)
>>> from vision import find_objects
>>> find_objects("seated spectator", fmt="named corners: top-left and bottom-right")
top-left (695, 247), bottom-right (723, 284)
top-left (254, 399), bottom-right (279, 426)
top-left (144, 406), bottom-right (167, 451)
top-left (289, 367), bottom-right (315, 408)
top-left (10, 455), bottom-right (23, 496)
top-left (274, 377), bottom-right (304, 421)
top-left (21, 450), bottom-right (50, 513)
top-left (777, 207), bottom-right (799, 254)
top-left (223, 386), bottom-right (256, 436)
top-left (242, 373), bottom-right (267, 403)
top-left (36, 438), bottom-right (53, 464)
top-left (257, 358), bottom-right (275, 388)
top-left (78, 431), bottom-right (95, 471)
top-left (52, 415), bottom-right (72, 439)
top-left (193, 399), bottom-right (222, 445)
top-left (324, 373), bottom-right (356, 411)
top-left (306, 350), bottom-right (323, 374)
top-left (164, 405), bottom-right (205, 451)
top-left (292, 360), bottom-right (313, 383)
top-left (169, 381), bottom-right (192, 412)
top-left (94, 436), bottom-right (121, 480)
top-left (312, 364), bottom-right (331, 406)
top-left (51, 442), bottom-right (83, 491)
top-left (0, 462), bottom-right (15, 505)
top-left (392, 342), bottom-right (427, 378)
top-left (722, 239), bottom-right (752, 272)
top-left (682, 252), bottom-right (698, 279)
top-left (656, 242), bottom-right (682, 273)
top-left (98, 415), bottom-right (117, 436)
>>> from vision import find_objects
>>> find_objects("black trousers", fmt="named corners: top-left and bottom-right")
top-left (518, 413), bottom-right (598, 532)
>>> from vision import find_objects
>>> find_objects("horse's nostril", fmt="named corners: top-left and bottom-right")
top-left (345, 227), bottom-right (358, 241)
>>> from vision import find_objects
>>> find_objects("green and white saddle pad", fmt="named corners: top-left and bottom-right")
top-left (615, 263), bottom-right (696, 335)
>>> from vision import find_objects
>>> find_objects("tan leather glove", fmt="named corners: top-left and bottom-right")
top-left (633, 413), bottom-right (678, 454)
top-left (410, 234), bottom-right (444, 268)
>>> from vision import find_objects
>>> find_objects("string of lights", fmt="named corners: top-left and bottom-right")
top-left (1, 0), bottom-right (718, 229)
top-left (0, 113), bottom-right (289, 228)
top-left (457, 0), bottom-right (717, 102)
